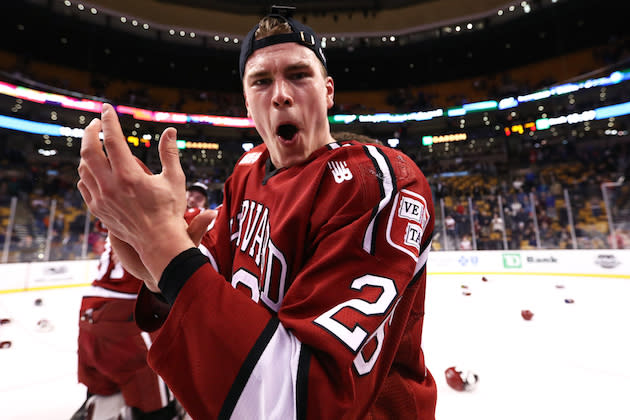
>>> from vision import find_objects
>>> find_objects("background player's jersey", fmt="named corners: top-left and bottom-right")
top-left (137, 140), bottom-right (436, 419)
top-left (89, 236), bottom-right (142, 296)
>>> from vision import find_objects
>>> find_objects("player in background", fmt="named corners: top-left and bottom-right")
top-left (185, 181), bottom-right (209, 210)
top-left (70, 230), bottom-right (179, 420)
top-left (77, 6), bottom-right (437, 419)
top-left (71, 182), bottom-right (213, 420)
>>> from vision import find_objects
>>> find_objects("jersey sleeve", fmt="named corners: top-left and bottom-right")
top-left (140, 146), bottom-right (435, 419)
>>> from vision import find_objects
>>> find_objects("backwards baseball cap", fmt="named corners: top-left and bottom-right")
top-left (187, 181), bottom-right (208, 198)
top-left (239, 5), bottom-right (327, 80)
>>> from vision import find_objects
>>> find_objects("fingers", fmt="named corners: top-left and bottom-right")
top-left (77, 180), bottom-right (92, 204)
top-left (78, 118), bottom-right (109, 202)
top-left (158, 127), bottom-right (185, 183)
top-left (134, 156), bottom-right (154, 175)
top-left (187, 209), bottom-right (218, 246)
top-left (109, 234), bottom-right (152, 282)
top-left (100, 103), bottom-right (137, 173)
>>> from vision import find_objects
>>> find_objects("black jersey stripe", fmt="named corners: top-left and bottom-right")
top-left (218, 317), bottom-right (280, 420)
top-left (296, 345), bottom-right (312, 420)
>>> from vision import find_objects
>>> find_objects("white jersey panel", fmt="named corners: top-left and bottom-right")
top-left (230, 324), bottom-right (302, 420)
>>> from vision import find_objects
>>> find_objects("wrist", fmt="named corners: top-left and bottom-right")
top-left (134, 219), bottom-right (195, 288)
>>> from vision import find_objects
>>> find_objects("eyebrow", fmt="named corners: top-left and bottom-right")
top-left (246, 61), bottom-right (313, 82)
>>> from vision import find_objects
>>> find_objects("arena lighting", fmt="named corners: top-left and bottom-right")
top-left (462, 100), bottom-right (498, 112)
top-left (332, 115), bottom-right (357, 124)
top-left (504, 121), bottom-right (537, 136)
top-left (498, 97), bottom-right (518, 110)
top-left (2, 68), bottom-right (630, 130)
top-left (594, 101), bottom-right (630, 120)
top-left (422, 133), bottom-right (467, 145)
top-left (447, 108), bottom-right (466, 117)
top-left (38, 149), bottom-right (58, 156)
top-left (0, 114), bottom-right (106, 139)
top-left (534, 110), bottom-right (597, 130)
top-left (387, 138), bottom-right (400, 147)
top-left (127, 136), bottom-right (151, 147)
top-left (176, 140), bottom-right (220, 150)
top-left (356, 109), bottom-right (443, 123)
top-left (0, 114), bottom-right (63, 136)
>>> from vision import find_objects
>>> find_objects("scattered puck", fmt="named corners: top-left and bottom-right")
top-left (461, 285), bottom-right (469, 289)
top-left (34, 298), bottom-right (43, 306)
top-left (564, 298), bottom-right (575, 304)
top-left (0, 318), bottom-right (11, 325)
top-left (445, 366), bottom-right (479, 392)
top-left (36, 319), bottom-right (54, 332)
top-left (555, 284), bottom-right (565, 289)
top-left (521, 310), bottom-right (534, 320)
top-left (0, 341), bottom-right (11, 349)
top-left (462, 291), bottom-right (472, 296)
top-left (481, 276), bottom-right (488, 282)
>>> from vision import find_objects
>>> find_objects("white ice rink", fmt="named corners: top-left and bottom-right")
top-left (1, 272), bottom-right (629, 420)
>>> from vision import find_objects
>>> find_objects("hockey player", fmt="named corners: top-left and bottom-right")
top-left (71, 233), bottom-right (178, 420)
top-left (77, 7), bottom-right (437, 419)
top-left (185, 182), bottom-right (209, 210)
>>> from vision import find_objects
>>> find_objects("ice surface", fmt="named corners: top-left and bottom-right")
top-left (1, 274), bottom-right (629, 419)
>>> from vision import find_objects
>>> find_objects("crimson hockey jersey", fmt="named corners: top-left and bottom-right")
top-left (136, 140), bottom-right (437, 419)
top-left (90, 235), bottom-right (142, 295)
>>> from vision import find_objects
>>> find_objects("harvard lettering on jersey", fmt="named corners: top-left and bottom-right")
top-left (137, 140), bottom-right (436, 419)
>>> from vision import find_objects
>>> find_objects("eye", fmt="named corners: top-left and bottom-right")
top-left (290, 72), bottom-right (309, 80)
top-left (253, 78), bottom-right (271, 86)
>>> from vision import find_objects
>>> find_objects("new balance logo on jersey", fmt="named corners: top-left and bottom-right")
top-left (328, 161), bottom-right (353, 183)
top-left (239, 152), bottom-right (262, 166)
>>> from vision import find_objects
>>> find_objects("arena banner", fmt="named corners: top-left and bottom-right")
top-left (0, 263), bottom-right (30, 292)
top-left (428, 250), bottom-right (630, 278)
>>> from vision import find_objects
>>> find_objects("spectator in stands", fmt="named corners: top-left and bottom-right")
top-left (491, 212), bottom-right (505, 234)
top-left (445, 213), bottom-right (458, 249)
top-left (459, 234), bottom-right (472, 250)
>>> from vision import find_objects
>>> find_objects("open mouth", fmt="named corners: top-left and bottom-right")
top-left (276, 124), bottom-right (298, 141)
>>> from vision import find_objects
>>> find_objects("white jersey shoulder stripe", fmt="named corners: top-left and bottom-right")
top-left (362, 145), bottom-right (396, 254)
top-left (198, 243), bottom-right (219, 272)
top-left (83, 285), bottom-right (137, 300)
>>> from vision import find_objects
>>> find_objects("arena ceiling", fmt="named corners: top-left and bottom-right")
top-left (71, 0), bottom-right (512, 35)
top-left (154, 0), bottom-right (433, 15)
top-left (1, 0), bottom-right (626, 92)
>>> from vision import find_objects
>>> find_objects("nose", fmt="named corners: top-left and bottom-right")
top-left (272, 79), bottom-right (293, 108)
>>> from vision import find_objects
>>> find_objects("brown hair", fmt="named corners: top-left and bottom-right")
top-left (253, 16), bottom-right (328, 77)
top-left (332, 131), bottom-right (383, 145)
top-left (254, 16), bottom-right (293, 40)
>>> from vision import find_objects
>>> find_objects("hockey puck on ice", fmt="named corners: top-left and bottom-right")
top-left (462, 291), bottom-right (472, 296)
top-left (36, 319), bottom-right (53, 332)
top-left (34, 298), bottom-right (43, 306)
top-left (445, 366), bottom-right (479, 392)
top-left (564, 298), bottom-right (575, 304)
top-left (0, 318), bottom-right (10, 325)
top-left (481, 276), bottom-right (488, 282)
top-left (0, 341), bottom-right (11, 349)
top-left (461, 285), bottom-right (469, 289)
top-left (555, 284), bottom-right (565, 289)
top-left (521, 310), bottom-right (534, 320)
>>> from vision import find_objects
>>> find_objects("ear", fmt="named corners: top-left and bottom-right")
top-left (325, 76), bottom-right (335, 109)
top-left (243, 91), bottom-right (251, 118)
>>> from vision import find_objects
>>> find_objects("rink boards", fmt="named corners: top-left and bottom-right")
top-left (0, 249), bottom-right (628, 293)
